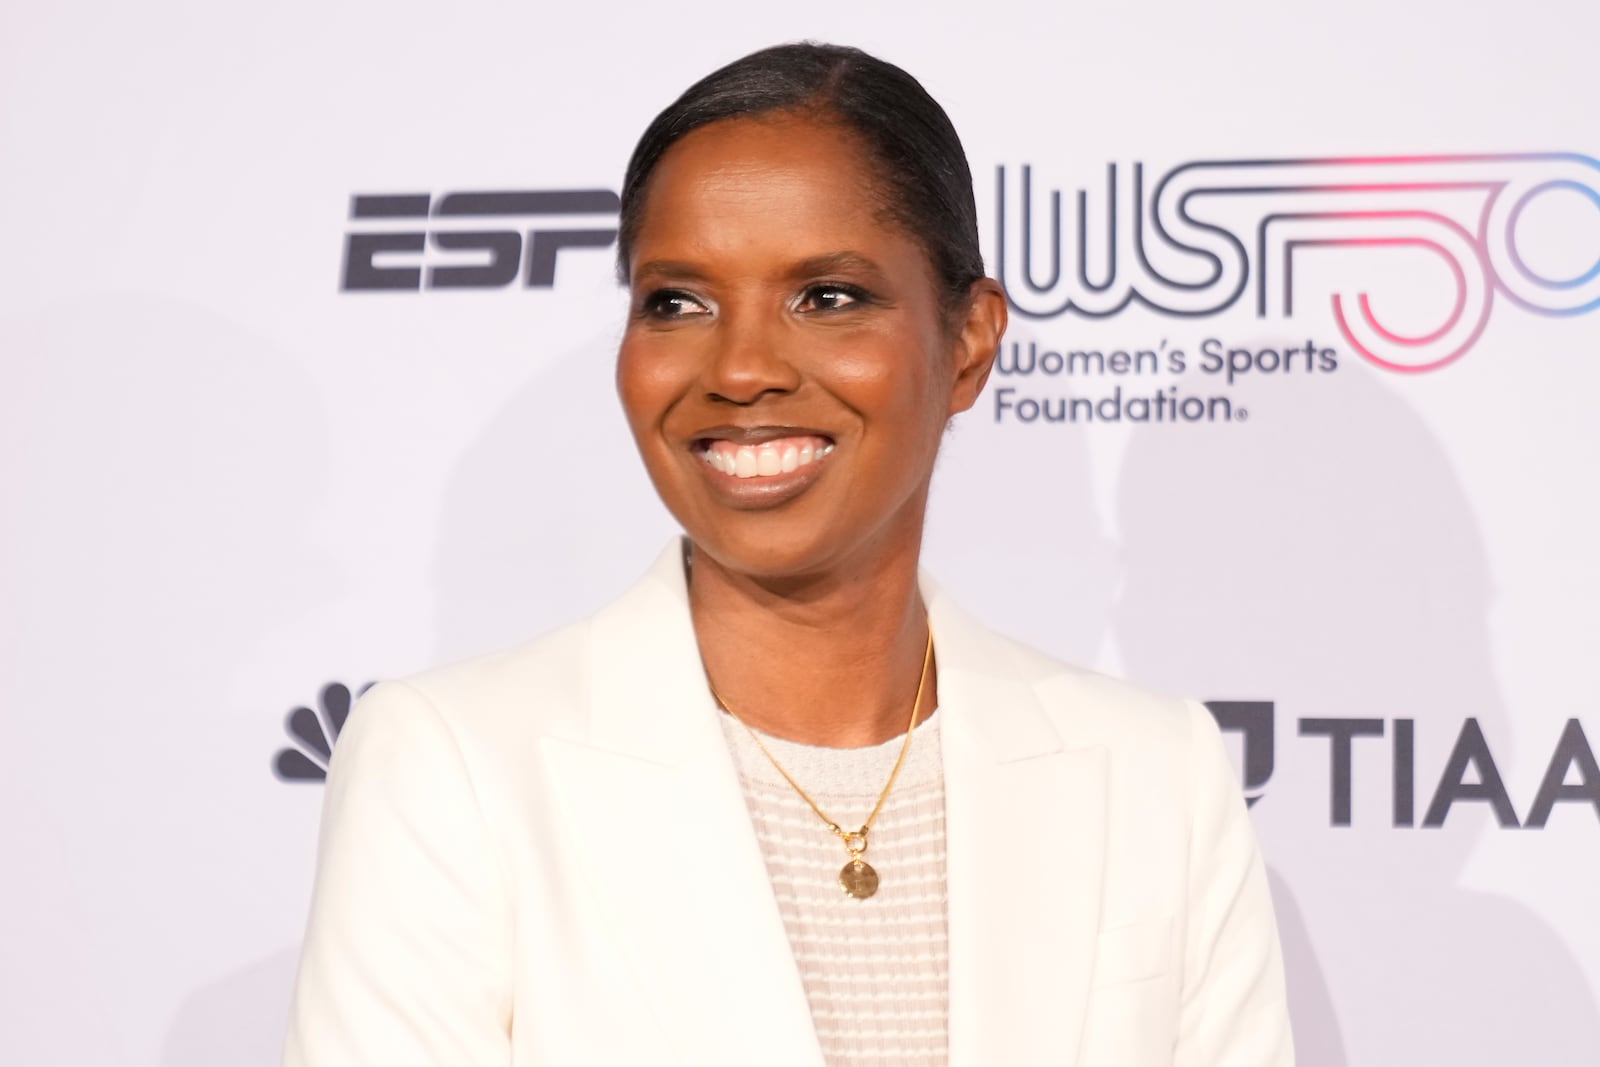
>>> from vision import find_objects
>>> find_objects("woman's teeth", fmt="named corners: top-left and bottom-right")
top-left (701, 436), bottom-right (834, 478)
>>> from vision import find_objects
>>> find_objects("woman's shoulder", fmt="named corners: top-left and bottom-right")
top-left (354, 617), bottom-right (599, 751)
top-left (951, 622), bottom-right (1240, 828)
top-left (928, 585), bottom-right (1205, 756)
top-left (925, 611), bottom-right (1225, 826)
top-left (1041, 659), bottom-right (1213, 768)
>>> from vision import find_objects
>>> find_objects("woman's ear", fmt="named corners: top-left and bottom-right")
top-left (947, 278), bottom-right (1009, 417)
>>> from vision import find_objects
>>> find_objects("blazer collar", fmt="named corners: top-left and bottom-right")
top-left (582, 538), bottom-right (1069, 765)
top-left (547, 539), bottom-right (1107, 1067)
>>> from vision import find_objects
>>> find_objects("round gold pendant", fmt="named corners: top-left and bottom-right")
top-left (839, 858), bottom-right (880, 899)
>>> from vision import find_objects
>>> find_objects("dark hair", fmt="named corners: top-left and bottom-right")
top-left (616, 42), bottom-right (985, 312)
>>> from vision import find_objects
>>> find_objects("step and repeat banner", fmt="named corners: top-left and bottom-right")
top-left (4, 1), bottom-right (1597, 1064)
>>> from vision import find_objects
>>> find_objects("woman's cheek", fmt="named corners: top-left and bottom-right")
top-left (810, 326), bottom-right (902, 385)
top-left (828, 339), bottom-right (936, 418)
top-left (616, 338), bottom-right (678, 424)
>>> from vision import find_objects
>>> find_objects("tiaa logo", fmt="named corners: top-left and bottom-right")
top-left (1205, 701), bottom-right (1600, 828)
top-left (995, 153), bottom-right (1600, 372)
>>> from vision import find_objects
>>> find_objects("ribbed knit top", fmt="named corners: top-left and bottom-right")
top-left (718, 710), bottom-right (949, 1067)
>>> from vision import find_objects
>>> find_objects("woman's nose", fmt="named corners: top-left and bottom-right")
top-left (700, 303), bottom-right (802, 404)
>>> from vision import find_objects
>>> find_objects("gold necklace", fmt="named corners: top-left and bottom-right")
top-left (707, 627), bottom-right (934, 900)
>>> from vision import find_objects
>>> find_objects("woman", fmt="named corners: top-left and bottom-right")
top-left (284, 42), bottom-right (1293, 1067)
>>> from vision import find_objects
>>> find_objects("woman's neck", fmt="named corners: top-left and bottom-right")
top-left (686, 539), bottom-right (937, 749)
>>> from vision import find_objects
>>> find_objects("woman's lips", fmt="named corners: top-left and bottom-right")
top-left (690, 433), bottom-right (835, 507)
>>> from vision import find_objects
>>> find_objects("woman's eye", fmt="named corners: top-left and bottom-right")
top-left (640, 289), bottom-right (710, 319)
top-left (796, 284), bottom-right (869, 313)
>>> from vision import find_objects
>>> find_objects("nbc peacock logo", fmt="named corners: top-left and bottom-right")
top-left (272, 681), bottom-right (375, 782)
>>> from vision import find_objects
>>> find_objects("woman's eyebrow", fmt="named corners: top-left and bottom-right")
top-left (631, 259), bottom-right (712, 285)
top-left (631, 251), bottom-right (888, 286)
top-left (788, 251), bottom-right (885, 279)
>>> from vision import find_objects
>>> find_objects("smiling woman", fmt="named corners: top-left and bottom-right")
top-left (283, 42), bottom-right (1295, 1067)
top-left (616, 110), bottom-right (1001, 609)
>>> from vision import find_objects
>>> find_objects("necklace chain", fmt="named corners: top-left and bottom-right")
top-left (707, 625), bottom-right (934, 897)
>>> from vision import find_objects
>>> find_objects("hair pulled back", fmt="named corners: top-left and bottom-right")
top-left (616, 42), bottom-right (986, 312)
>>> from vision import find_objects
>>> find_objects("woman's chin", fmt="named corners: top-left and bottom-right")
top-left (679, 507), bottom-right (926, 592)
top-left (683, 524), bottom-right (845, 585)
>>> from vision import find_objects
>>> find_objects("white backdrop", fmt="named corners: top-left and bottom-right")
top-left (3, 2), bottom-right (1598, 1064)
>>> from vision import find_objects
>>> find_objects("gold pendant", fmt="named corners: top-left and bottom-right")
top-left (839, 858), bottom-right (880, 899)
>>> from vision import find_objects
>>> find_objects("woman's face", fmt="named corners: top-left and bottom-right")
top-left (616, 112), bottom-right (1003, 581)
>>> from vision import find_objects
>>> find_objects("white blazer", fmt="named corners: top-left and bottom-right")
top-left (283, 541), bottom-right (1294, 1067)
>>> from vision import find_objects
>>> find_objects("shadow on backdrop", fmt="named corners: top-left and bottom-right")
top-left (924, 323), bottom-right (1118, 666)
top-left (1112, 349), bottom-right (1600, 1066)
top-left (162, 947), bottom-right (300, 1067)
top-left (431, 330), bottom-right (676, 661)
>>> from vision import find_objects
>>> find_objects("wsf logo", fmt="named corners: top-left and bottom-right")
top-left (342, 189), bottom-right (620, 291)
top-left (996, 153), bottom-right (1600, 373)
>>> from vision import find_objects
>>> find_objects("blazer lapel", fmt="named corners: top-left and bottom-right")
top-left (929, 584), bottom-right (1109, 1067)
top-left (538, 542), bottom-right (825, 1067)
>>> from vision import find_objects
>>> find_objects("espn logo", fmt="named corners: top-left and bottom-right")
top-left (341, 189), bottom-right (620, 291)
